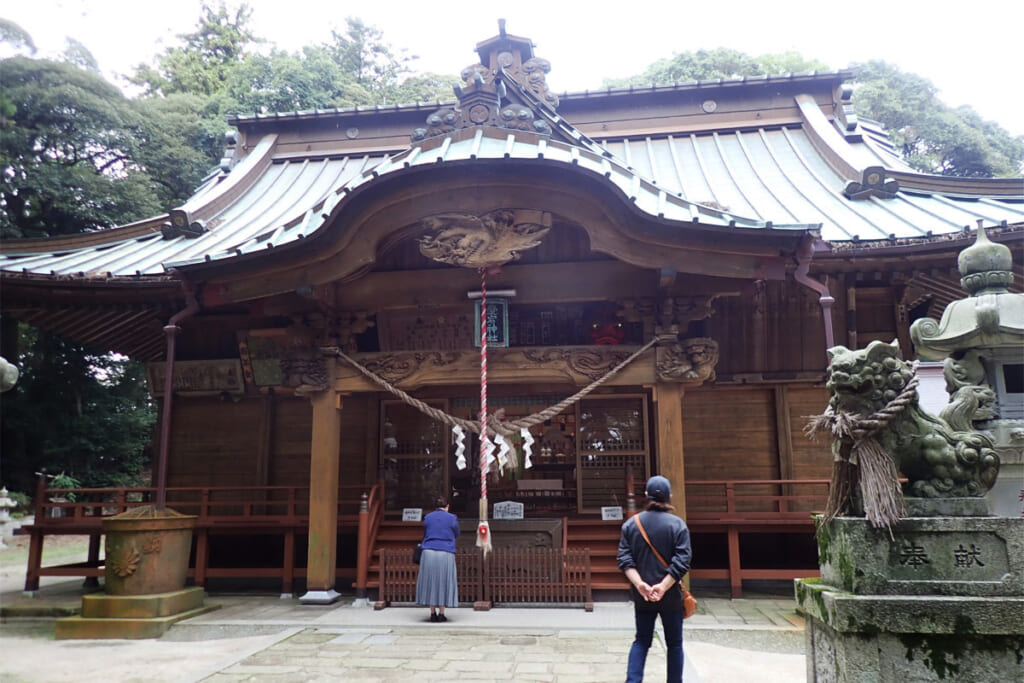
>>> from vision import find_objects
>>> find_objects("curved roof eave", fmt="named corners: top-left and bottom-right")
top-left (163, 126), bottom-right (818, 273)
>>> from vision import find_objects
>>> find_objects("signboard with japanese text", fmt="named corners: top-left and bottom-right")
top-left (493, 501), bottom-right (525, 520)
top-left (474, 298), bottom-right (509, 348)
top-left (602, 506), bottom-right (624, 521)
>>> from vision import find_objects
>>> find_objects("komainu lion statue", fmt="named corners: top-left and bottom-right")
top-left (808, 340), bottom-right (999, 527)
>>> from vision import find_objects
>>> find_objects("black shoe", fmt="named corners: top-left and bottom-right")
top-left (437, 614), bottom-right (447, 622)
top-left (429, 613), bottom-right (439, 622)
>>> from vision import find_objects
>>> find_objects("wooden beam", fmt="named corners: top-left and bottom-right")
top-left (300, 359), bottom-right (342, 604)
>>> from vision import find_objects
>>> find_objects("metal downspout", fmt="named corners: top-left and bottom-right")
top-left (794, 234), bottom-right (836, 350)
top-left (155, 281), bottom-right (200, 510)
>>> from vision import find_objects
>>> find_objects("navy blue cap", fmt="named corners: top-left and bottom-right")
top-left (645, 475), bottom-right (672, 502)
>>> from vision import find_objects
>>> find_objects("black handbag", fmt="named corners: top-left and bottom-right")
top-left (413, 543), bottom-right (423, 565)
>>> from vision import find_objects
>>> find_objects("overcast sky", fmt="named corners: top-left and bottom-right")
top-left (4, 0), bottom-right (1022, 135)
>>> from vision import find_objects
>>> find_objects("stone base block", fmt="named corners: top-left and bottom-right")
top-left (55, 605), bottom-right (219, 640)
top-left (818, 515), bottom-right (1024, 596)
top-left (55, 587), bottom-right (219, 640)
top-left (80, 586), bottom-right (207, 619)
top-left (796, 580), bottom-right (1024, 682)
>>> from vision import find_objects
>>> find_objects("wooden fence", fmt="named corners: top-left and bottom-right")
top-left (376, 547), bottom-right (593, 611)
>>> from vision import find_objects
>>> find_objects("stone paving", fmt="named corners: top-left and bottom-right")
top-left (1, 582), bottom-right (807, 682)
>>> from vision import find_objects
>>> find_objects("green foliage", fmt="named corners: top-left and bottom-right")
top-left (0, 57), bottom-right (163, 238)
top-left (129, 1), bottom-right (258, 97)
top-left (0, 18), bottom-right (37, 53)
top-left (603, 48), bottom-right (829, 87)
top-left (851, 60), bottom-right (1024, 177)
top-left (4, 489), bottom-right (32, 515)
top-left (221, 46), bottom-right (374, 113)
top-left (131, 94), bottom-right (227, 205)
top-left (0, 325), bottom-right (156, 493)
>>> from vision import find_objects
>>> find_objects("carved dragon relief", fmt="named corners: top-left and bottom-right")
top-left (655, 337), bottom-right (720, 384)
top-left (522, 348), bottom-right (633, 382)
top-left (417, 209), bottom-right (551, 269)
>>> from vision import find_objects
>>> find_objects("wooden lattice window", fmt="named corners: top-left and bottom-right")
top-left (576, 395), bottom-right (649, 513)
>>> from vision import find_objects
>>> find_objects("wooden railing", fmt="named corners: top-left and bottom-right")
top-left (684, 478), bottom-right (831, 598)
top-left (375, 546), bottom-right (593, 610)
top-left (685, 478), bottom-right (831, 520)
top-left (19, 476), bottom-right (825, 599)
top-left (18, 478), bottom-right (384, 595)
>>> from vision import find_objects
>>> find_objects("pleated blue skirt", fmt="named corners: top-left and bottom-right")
top-left (415, 548), bottom-right (458, 607)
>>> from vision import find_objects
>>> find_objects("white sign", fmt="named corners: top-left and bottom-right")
top-left (601, 506), bottom-right (624, 521)
top-left (493, 501), bottom-right (525, 520)
top-left (402, 508), bottom-right (422, 522)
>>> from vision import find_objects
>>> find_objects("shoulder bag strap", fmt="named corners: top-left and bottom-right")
top-left (633, 513), bottom-right (669, 569)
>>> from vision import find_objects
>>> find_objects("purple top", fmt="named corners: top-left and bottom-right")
top-left (421, 508), bottom-right (460, 553)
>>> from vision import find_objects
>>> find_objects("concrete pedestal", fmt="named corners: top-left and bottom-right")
top-left (796, 511), bottom-right (1024, 682)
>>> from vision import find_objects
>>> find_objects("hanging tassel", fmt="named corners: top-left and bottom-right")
top-left (521, 427), bottom-right (534, 469)
top-left (476, 519), bottom-right (492, 555)
top-left (453, 425), bottom-right (467, 470)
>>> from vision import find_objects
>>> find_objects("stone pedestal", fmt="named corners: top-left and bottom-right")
top-left (796, 509), bottom-right (1024, 682)
top-left (56, 587), bottom-right (219, 639)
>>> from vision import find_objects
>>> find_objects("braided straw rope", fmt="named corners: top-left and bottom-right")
top-left (806, 366), bottom-right (919, 531)
top-left (324, 336), bottom-right (659, 438)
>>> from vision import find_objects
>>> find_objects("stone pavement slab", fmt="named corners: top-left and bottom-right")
top-left (1, 582), bottom-right (806, 682)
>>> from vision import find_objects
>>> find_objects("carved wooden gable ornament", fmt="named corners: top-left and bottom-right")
top-left (417, 209), bottom-right (552, 269)
top-left (411, 21), bottom-right (558, 143)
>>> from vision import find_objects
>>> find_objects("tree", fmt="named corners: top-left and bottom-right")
top-left (327, 17), bottom-right (415, 103)
top-left (603, 48), bottom-right (828, 87)
top-left (0, 325), bottom-right (156, 492)
top-left (0, 57), bottom-right (163, 238)
top-left (129, 1), bottom-right (258, 98)
top-left (605, 50), bottom-right (1023, 178)
top-left (221, 46), bottom-right (374, 113)
top-left (1, 28), bottom-right (161, 495)
top-left (132, 94), bottom-right (229, 205)
top-left (850, 60), bottom-right (1023, 178)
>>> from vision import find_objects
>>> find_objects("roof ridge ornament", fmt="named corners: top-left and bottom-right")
top-left (411, 25), bottom-right (555, 142)
top-left (844, 166), bottom-right (899, 200)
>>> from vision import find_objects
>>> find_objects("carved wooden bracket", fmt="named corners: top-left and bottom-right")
top-left (655, 337), bottom-right (720, 385)
top-left (280, 346), bottom-right (329, 395)
top-left (417, 209), bottom-right (551, 269)
top-left (654, 296), bottom-right (721, 335)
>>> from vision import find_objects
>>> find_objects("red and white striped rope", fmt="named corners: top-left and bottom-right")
top-left (479, 267), bottom-right (488, 502)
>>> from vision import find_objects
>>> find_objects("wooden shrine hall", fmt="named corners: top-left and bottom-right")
top-left (3, 26), bottom-right (1022, 604)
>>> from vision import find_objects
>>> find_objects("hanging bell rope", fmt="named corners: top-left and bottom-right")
top-left (477, 267), bottom-right (493, 555)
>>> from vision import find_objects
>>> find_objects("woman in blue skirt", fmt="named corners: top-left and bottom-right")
top-left (416, 496), bottom-right (460, 622)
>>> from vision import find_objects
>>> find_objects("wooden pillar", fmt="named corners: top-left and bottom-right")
top-left (654, 382), bottom-right (687, 518)
top-left (300, 360), bottom-right (342, 604)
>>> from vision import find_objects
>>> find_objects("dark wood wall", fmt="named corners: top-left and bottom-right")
top-left (166, 393), bottom-right (374, 490)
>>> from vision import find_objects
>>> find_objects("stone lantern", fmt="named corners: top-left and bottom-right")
top-left (911, 221), bottom-right (1024, 516)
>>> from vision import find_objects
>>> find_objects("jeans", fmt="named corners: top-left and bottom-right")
top-left (625, 604), bottom-right (683, 682)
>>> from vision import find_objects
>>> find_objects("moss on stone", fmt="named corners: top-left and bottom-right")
top-left (815, 517), bottom-right (832, 565)
top-left (899, 632), bottom-right (1024, 680)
